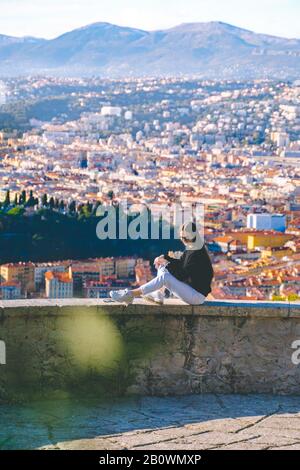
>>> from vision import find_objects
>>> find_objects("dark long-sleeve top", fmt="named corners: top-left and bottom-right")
top-left (164, 246), bottom-right (214, 296)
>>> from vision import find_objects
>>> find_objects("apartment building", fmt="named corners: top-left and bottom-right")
top-left (0, 262), bottom-right (35, 294)
top-left (34, 262), bottom-right (68, 290)
top-left (45, 271), bottom-right (73, 299)
top-left (135, 259), bottom-right (152, 285)
top-left (115, 258), bottom-right (136, 278)
top-left (0, 282), bottom-right (22, 300)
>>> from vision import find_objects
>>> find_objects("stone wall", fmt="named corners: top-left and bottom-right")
top-left (0, 299), bottom-right (300, 401)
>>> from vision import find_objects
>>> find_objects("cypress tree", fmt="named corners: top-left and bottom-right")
top-left (4, 190), bottom-right (10, 206)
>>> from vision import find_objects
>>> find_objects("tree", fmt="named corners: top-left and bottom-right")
top-left (49, 197), bottom-right (55, 210)
top-left (14, 193), bottom-right (18, 206)
top-left (4, 190), bottom-right (10, 206)
top-left (42, 194), bottom-right (48, 207)
top-left (68, 200), bottom-right (76, 214)
top-left (26, 190), bottom-right (36, 207)
top-left (79, 203), bottom-right (92, 219)
top-left (19, 189), bottom-right (27, 205)
top-left (7, 206), bottom-right (25, 216)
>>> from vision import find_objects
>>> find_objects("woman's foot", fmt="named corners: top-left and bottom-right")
top-left (143, 291), bottom-right (164, 305)
top-left (109, 289), bottom-right (134, 305)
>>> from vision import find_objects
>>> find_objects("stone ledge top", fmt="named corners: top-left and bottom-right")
top-left (0, 298), bottom-right (299, 318)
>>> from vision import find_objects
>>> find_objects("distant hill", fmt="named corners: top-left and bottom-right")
top-left (0, 21), bottom-right (299, 78)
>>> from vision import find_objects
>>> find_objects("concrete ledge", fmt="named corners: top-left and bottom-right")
top-left (0, 299), bottom-right (300, 399)
top-left (0, 298), bottom-right (299, 318)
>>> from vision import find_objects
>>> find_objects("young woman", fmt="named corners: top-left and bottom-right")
top-left (110, 222), bottom-right (214, 306)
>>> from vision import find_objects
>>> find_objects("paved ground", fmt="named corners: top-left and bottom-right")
top-left (44, 417), bottom-right (300, 450)
top-left (44, 414), bottom-right (300, 450)
top-left (38, 395), bottom-right (300, 451)
top-left (2, 394), bottom-right (300, 450)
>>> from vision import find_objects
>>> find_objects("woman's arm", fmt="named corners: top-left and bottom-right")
top-left (163, 252), bottom-right (186, 281)
top-left (154, 255), bottom-right (169, 269)
top-left (164, 252), bottom-right (184, 265)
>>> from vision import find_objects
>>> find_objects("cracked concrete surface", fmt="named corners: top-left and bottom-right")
top-left (44, 417), bottom-right (300, 450)
top-left (34, 394), bottom-right (300, 451)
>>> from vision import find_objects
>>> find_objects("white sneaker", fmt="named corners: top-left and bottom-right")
top-left (143, 291), bottom-right (164, 305)
top-left (109, 289), bottom-right (134, 305)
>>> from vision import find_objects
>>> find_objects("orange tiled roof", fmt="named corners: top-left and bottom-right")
top-left (45, 271), bottom-right (72, 283)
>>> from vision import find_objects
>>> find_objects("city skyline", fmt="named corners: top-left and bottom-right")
top-left (0, 0), bottom-right (299, 40)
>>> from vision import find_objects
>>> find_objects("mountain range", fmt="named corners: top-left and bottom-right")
top-left (0, 21), bottom-right (299, 78)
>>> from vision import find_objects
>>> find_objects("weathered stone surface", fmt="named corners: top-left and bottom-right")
top-left (1, 393), bottom-right (300, 450)
top-left (40, 396), bottom-right (300, 451)
top-left (0, 299), bottom-right (299, 401)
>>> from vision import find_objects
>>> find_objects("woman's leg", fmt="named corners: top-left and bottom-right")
top-left (134, 267), bottom-right (206, 306)
top-left (133, 266), bottom-right (166, 296)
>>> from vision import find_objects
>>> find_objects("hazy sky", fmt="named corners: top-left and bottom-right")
top-left (0, 0), bottom-right (299, 39)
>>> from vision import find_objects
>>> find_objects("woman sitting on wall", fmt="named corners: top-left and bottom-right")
top-left (110, 222), bottom-right (214, 306)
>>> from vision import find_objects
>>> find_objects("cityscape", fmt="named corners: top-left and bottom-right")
top-left (1, 0), bottom-right (300, 453)
top-left (0, 76), bottom-right (299, 301)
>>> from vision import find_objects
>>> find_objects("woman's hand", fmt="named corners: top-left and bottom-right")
top-left (154, 255), bottom-right (167, 269)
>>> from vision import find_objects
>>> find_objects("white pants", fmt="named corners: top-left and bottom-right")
top-left (140, 266), bottom-right (206, 305)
